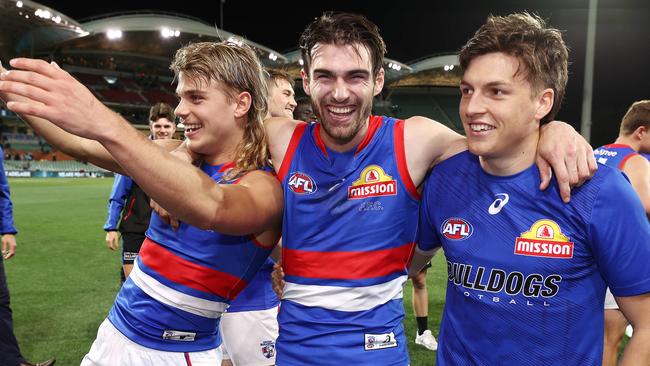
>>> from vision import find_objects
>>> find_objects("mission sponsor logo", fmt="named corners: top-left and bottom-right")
top-left (514, 219), bottom-right (574, 259)
top-left (287, 172), bottom-right (317, 195)
top-left (348, 165), bottom-right (397, 200)
top-left (441, 217), bottom-right (473, 240)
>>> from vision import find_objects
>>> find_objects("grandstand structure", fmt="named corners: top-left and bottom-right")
top-left (0, 0), bottom-right (463, 176)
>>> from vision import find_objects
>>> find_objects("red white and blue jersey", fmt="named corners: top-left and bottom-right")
top-left (277, 116), bottom-right (419, 365)
top-left (594, 143), bottom-right (639, 170)
top-left (107, 162), bottom-right (274, 352)
top-left (418, 151), bottom-right (650, 365)
top-left (226, 257), bottom-right (278, 312)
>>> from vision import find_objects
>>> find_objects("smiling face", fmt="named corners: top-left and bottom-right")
top-left (174, 72), bottom-right (243, 163)
top-left (268, 78), bottom-right (296, 118)
top-left (149, 117), bottom-right (176, 140)
top-left (460, 52), bottom-right (553, 175)
top-left (302, 42), bottom-right (384, 150)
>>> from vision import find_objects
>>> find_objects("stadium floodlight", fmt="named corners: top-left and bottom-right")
top-left (16, 1), bottom-right (23, 8)
top-left (268, 53), bottom-right (278, 61)
top-left (52, 15), bottom-right (61, 24)
top-left (107, 29), bottom-right (123, 40)
top-left (35, 9), bottom-right (52, 19)
top-left (298, 59), bottom-right (304, 66)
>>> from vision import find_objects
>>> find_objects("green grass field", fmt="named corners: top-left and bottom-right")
top-left (5, 178), bottom-right (447, 365)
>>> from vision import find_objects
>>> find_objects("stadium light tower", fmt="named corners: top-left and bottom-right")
top-left (581, 0), bottom-right (597, 142)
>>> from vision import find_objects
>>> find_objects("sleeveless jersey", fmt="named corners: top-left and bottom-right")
top-left (277, 116), bottom-right (419, 365)
top-left (593, 143), bottom-right (639, 170)
top-left (107, 162), bottom-right (274, 352)
top-left (226, 257), bottom-right (278, 312)
top-left (419, 151), bottom-right (650, 365)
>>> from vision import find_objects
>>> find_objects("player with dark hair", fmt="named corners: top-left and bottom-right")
top-left (0, 12), bottom-right (595, 364)
top-left (413, 12), bottom-right (650, 365)
top-left (104, 102), bottom-right (176, 281)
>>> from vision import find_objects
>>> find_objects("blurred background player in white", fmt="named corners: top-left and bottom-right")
top-left (103, 102), bottom-right (176, 282)
top-left (411, 263), bottom-right (437, 351)
top-left (593, 100), bottom-right (650, 366)
top-left (0, 145), bottom-right (55, 366)
top-left (218, 69), bottom-right (294, 366)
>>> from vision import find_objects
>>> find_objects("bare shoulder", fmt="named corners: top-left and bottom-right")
top-left (265, 117), bottom-right (304, 170)
top-left (237, 169), bottom-right (282, 192)
top-left (624, 154), bottom-right (650, 174)
top-left (403, 116), bottom-right (467, 167)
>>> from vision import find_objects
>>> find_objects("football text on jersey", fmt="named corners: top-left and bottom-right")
top-left (287, 172), bottom-right (317, 195)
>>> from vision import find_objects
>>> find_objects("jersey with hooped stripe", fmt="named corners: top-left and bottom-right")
top-left (277, 115), bottom-right (419, 365)
top-left (107, 162), bottom-right (275, 352)
top-left (593, 143), bottom-right (639, 170)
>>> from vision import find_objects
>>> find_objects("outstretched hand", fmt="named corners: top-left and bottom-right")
top-left (537, 121), bottom-right (597, 202)
top-left (0, 58), bottom-right (114, 141)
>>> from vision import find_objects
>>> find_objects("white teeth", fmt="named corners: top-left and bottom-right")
top-left (470, 123), bottom-right (494, 132)
top-left (328, 106), bottom-right (353, 114)
top-left (184, 124), bottom-right (202, 132)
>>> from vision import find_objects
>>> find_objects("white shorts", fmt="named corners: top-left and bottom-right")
top-left (80, 319), bottom-right (223, 366)
top-left (604, 287), bottom-right (620, 310)
top-left (220, 307), bottom-right (279, 365)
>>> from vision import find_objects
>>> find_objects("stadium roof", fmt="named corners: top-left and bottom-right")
top-left (389, 53), bottom-right (461, 88)
top-left (0, 0), bottom-right (87, 61)
top-left (52, 11), bottom-right (289, 67)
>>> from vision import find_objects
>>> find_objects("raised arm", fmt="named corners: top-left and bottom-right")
top-left (537, 121), bottom-right (598, 202)
top-left (0, 58), bottom-right (282, 236)
top-left (0, 61), bottom-right (124, 172)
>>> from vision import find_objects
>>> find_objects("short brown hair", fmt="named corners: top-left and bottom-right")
top-left (149, 102), bottom-right (175, 124)
top-left (170, 41), bottom-right (269, 176)
top-left (266, 69), bottom-right (295, 89)
top-left (620, 100), bottom-right (650, 135)
top-left (459, 12), bottom-right (569, 124)
top-left (299, 12), bottom-right (386, 77)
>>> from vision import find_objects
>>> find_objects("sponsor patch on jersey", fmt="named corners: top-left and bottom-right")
top-left (514, 219), bottom-right (574, 259)
top-left (162, 330), bottom-right (196, 341)
top-left (260, 340), bottom-right (275, 359)
top-left (348, 165), bottom-right (397, 200)
top-left (441, 217), bottom-right (473, 240)
top-left (364, 332), bottom-right (397, 351)
top-left (287, 171), bottom-right (317, 195)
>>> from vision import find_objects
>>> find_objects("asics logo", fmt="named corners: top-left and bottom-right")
top-left (488, 193), bottom-right (509, 215)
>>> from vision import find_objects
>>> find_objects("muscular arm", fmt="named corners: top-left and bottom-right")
top-left (0, 58), bottom-right (282, 236)
top-left (622, 155), bottom-right (650, 218)
top-left (615, 293), bottom-right (650, 365)
top-left (403, 116), bottom-right (596, 200)
top-left (265, 116), bottom-right (302, 173)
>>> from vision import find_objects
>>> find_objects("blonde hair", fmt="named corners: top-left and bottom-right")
top-left (170, 41), bottom-right (269, 177)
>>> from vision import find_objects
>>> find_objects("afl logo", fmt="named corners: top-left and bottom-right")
top-left (288, 172), bottom-right (317, 195)
top-left (441, 217), bottom-right (473, 241)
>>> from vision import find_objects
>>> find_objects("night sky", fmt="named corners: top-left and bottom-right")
top-left (35, 0), bottom-right (650, 146)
